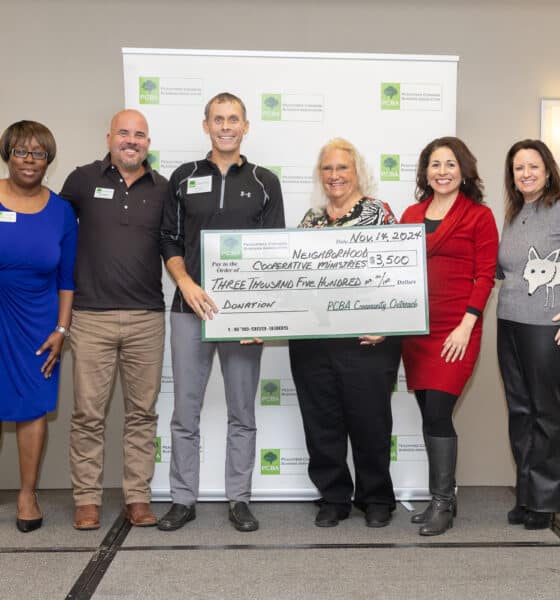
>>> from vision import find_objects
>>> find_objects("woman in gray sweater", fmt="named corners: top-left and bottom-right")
top-left (498, 139), bottom-right (560, 530)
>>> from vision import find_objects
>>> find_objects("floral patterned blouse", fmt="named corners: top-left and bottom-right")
top-left (299, 197), bottom-right (396, 228)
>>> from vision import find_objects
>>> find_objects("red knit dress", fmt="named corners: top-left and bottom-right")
top-left (400, 193), bottom-right (498, 395)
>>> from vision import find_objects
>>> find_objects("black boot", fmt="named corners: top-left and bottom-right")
top-left (419, 436), bottom-right (457, 536)
top-left (411, 430), bottom-right (432, 524)
top-left (411, 431), bottom-right (457, 524)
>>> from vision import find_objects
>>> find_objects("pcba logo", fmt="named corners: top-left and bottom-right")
top-left (262, 94), bottom-right (281, 121)
top-left (381, 83), bottom-right (400, 110)
top-left (139, 77), bottom-right (160, 104)
top-left (261, 449), bottom-right (281, 474)
top-left (261, 379), bottom-right (281, 405)
top-left (155, 436), bottom-right (162, 463)
top-left (380, 154), bottom-right (401, 181)
top-left (390, 436), bottom-right (398, 461)
top-left (220, 235), bottom-right (242, 260)
top-left (147, 150), bottom-right (160, 172)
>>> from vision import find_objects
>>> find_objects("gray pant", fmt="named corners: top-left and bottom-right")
top-left (169, 312), bottom-right (262, 504)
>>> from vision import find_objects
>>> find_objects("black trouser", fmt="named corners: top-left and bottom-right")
top-left (289, 336), bottom-right (401, 511)
top-left (498, 319), bottom-right (560, 512)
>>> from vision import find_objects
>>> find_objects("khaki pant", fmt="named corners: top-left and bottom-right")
top-left (70, 310), bottom-right (164, 505)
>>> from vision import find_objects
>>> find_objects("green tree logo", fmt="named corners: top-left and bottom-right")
top-left (220, 235), bottom-right (242, 260)
top-left (381, 82), bottom-right (400, 110)
top-left (390, 436), bottom-right (398, 462)
top-left (262, 93), bottom-right (282, 121)
top-left (139, 77), bottom-right (160, 105)
top-left (264, 96), bottom-right (279, 108)
top-left (155, 436), bottom-right (162, 463)
top-left (384, 86), bottom-right (399, 99)
top-left (261, 379), bottom-right (281, 406)
top-left (261, 449), bottom-right (281, 474)
top-left (380, 154), bottom-right (401, 181)
top-left (147, 150), bottom-right (160, 172)
top-left (383, 156), bottom-right (398, 171)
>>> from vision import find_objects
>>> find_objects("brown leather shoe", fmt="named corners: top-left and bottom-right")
top-left (125, 502), bottom-right (157, 527)
top-left (73, 504), bottom-right (100, 530)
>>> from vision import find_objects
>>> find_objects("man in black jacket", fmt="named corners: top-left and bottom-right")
top-left (159, 93), bottom-right (285, 532)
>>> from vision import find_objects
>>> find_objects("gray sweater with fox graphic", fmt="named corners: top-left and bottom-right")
top-left (498, 200), bottom-right (560, 325)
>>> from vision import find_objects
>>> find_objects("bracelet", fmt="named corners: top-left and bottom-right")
top-left (55, 325), bottom-right (71, 338)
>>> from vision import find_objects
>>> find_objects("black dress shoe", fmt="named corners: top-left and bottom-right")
top-left (315, 504), bottom-right (349, 528)
top-left (16, 516), bottom-right (43, 533)
top-left (365, 504), bottom-right (392, 528)
top-left (507, 505), bottom-right (528, 525)
top-left (16, 492), bottom-right (43, 533)
top-left (524, 510), bottom-right (552, 530)
top-left (157, 503), bottom-right (196, 531)
top-left (229, 501), bottom-right (259, 532)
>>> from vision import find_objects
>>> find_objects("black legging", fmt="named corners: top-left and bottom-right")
top-left (414, 389), bottom-right (458, 437)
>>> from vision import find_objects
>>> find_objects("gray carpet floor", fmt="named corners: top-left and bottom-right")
top-left (95, 547), bottom-right (560, 600)
top-left (1, 487), bottom-right (558, 599)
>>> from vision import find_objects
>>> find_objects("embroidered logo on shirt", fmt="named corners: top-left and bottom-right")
top-left (240, 191), bottom-right (252, 198)
top-left (523, 245), bottom-right (560, 308)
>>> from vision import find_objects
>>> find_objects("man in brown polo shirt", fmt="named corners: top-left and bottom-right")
top-left (60, 109), bottom-right (167, 529)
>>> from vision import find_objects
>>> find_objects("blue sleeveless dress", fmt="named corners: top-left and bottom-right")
top-left (0, 191), bottom-right (77, 421)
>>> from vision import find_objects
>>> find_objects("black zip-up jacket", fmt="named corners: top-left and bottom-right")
top-left (161, 154), bottom-right (285, 313)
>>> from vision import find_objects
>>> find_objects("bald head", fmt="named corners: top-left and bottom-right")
top-left (107, 109), bottom-right (150, 173)
top-left (109, 110), bottom-right (149, 135)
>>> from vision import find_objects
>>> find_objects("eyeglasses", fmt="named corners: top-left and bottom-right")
top-left (11, 148), bottom-right (48, 161)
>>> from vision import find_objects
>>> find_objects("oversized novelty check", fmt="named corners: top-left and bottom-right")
top-left (201, 225), bottom-right (428, 341)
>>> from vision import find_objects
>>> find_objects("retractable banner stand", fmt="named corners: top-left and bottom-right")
top-left (122, 48), bottom-right (458, 501)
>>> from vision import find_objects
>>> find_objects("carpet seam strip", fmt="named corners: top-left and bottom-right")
top-left (64, 510), bottom-right (132, 600)
top-left (116, 540), bottom-right (560, 551)
top-left (0, 547), bottom-right (96, 554)
top-left (2, 538), bottom-right (559, 555)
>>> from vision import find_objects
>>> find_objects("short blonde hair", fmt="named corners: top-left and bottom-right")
top-left (312, 138), bottom-right (375, 207)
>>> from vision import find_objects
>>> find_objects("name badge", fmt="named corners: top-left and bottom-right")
top-left (0, 211), bottom-right (17, 223)
top-left (94, 187), bottom-right (115, 199)
top-left (186, 176), bottom-right (212, 194)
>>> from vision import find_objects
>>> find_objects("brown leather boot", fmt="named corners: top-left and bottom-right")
top-left (73, 504), bottom-right (100, 530)
top-left (125, 502), bottom-right (157, 527)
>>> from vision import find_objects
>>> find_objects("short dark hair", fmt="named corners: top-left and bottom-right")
top-left (204, 92), bottom-right (247, 120)
top-left (504, 139), bottom-right (560, 223)
top-left (0, 120), bottom-right (57, 165)
top-left (415, 136), bottom-right (484, 203)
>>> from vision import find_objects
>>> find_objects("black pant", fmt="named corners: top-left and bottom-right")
top-left (289, 336), bottom-right (401, 510)
top-left (498, 319), bottom-right (560, 512)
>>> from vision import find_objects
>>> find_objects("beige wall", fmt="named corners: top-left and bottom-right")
top-left (2, 0), bottom-right (559, 489)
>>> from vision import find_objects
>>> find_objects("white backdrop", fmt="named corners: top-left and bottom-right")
top-left (122, 48), bottom-right (458, 500)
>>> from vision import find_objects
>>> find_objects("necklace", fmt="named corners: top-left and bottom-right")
top-left (327, 196), bottom-right (362, 221)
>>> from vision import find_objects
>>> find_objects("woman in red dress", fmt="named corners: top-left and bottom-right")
top-left (401, 137), bottom-right (498, 535)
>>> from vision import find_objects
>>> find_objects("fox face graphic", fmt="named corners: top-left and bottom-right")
top-left (523, 246), bottom-right (560, 308)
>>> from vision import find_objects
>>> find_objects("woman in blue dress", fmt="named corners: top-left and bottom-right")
top-left (0, 121), bottom-right (77, 532)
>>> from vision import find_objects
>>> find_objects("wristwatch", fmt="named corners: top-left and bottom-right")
top-left (55, 325), bottom-right (71, 338)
